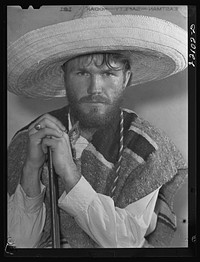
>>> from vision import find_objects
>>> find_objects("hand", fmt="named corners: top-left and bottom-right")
top-left (23, 113), bottom-right (80, 194)
top-left (26, 114), bottom-right (66, 171)
top-left (42, 132), bottom-right (81, 191)
top-left (20, 114), bottom-right (66, 197)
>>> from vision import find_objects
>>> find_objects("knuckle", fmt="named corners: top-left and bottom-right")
top-left (43, 115), bottom-right (61, 129)
top-left (42, 137), bottom-right (47, 144)
top-left (43, 128), bottom-right (60, 137)
top-left (43, 128), bottom-right (48, 135)
top-left (44, 113), bottom-right (55, 123)
top-left (41, 118), bottom-right (48, 126)
top-left (43, 113), bottom-right (50, 118)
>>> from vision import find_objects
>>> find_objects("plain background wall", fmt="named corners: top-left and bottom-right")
top-left (7, 5), bottom-right (188, 247)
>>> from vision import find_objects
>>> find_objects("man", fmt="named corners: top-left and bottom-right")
top-left (7, 6), bottom-right (188, 248)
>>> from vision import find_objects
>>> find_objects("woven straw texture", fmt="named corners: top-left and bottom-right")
top-left (7, 6), bottom-right (187, 98)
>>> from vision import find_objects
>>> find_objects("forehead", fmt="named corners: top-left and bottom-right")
top-left (65, 53), bottom-right (125, 71)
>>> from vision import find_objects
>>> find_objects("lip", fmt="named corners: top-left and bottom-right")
top-left (79, 95), bottom-right (110, 104)
top-left (83, 101), bottom-right (106, 104)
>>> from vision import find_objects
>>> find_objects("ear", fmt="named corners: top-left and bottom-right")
top-left (61, 64), bottom-right (68, 84)
top-left (123, 70), bottom-right (131, 90)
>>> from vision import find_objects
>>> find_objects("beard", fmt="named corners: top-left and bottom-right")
top-left (67, 89), bottom-right (123, 129)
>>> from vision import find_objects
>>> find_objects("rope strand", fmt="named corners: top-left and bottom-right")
top-left (110, 109), bottom-right (124, 198)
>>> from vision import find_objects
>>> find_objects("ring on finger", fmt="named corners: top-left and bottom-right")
top-left (34, 123), bottom-right (42, 131)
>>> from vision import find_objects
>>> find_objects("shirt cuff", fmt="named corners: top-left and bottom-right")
top-left (14, 183), bottom-right (46, 213)
top-left (58, 176), bottom-right (96, 216)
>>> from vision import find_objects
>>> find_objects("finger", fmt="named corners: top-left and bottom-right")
top-left (28, 126), bottom-right (40, 136)
top-left (62, 131), bottom-right (70, 144)
top-left (29, 118), bottom-right (65, 136)
top-left (42, 136), bottom-right (73, 159)
top-left (41, 141), bottom-right (48, 154)
top-left (29, 127), bottom-right (64, 141)
top-left (29, 113), bottom-right (66, 132)
top-left (41, 135), bottom-right (62, 154)
top-left (42, 137), bottom-right (58, 151)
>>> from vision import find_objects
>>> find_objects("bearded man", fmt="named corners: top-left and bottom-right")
top-left (7, 6), bottom-right (188, 248)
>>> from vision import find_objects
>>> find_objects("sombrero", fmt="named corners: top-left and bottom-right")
top-left (7, 5), bottom-right (188, 98)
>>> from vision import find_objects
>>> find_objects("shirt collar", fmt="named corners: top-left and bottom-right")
top-left (68, 112), bottom-right (89, 159)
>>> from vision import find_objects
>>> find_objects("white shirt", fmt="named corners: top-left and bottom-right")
top-left (7, 116), bottom-right (160, 248)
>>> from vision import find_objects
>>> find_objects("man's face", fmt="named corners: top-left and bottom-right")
top-left (62, 54), bottom-right (131, 128)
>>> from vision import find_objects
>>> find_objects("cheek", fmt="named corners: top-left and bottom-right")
top-left (66, 77), bottom-right (88, 99)
top-left (105, 78), bottom-right (124, 99)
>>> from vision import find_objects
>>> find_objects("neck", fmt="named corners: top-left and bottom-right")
top-left (70, 113), bottom-right (97, 141)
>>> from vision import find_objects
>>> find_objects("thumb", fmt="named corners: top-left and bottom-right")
top-left (41, 141), bottom-right (48, 154)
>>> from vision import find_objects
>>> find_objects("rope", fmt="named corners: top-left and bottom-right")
top-left (110, 109), bottom-right (124, 198)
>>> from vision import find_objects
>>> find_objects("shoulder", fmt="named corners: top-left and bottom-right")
top-left (123, 107), bottom-right (170, 147)
top-left (122, 108), bottom-right (187, 170)
top-left (8, 106), bottom-right (69, 195)
top-left (121, 108), bottom-right (187, 197)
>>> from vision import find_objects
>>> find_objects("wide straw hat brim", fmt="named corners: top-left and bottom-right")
top-left (7, 8), bottom-right (188, 98)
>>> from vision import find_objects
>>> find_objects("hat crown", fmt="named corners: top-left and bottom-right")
top-left (75, 5), bottom-right (112, 19)
top-left (8, 5), bottom-right (187, 98)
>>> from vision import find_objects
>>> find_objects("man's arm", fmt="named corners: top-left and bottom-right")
top-left (7, 183), bottom-right (46, 248)
top-left (58, 176), bottom-right (159, 248)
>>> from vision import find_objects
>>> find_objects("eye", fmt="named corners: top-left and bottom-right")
top-left (103, 71), bottom-right (115, 77)
top-left (76, 71), bottom-right (90, 77)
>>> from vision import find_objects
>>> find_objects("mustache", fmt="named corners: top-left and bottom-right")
top-left (78, 95), bottom-right (111, 104)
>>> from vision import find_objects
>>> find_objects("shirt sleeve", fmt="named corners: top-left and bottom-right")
top-left (7, 183), bottom-right (46, 248)
top-left (58, 176), bottom-right (160, 248)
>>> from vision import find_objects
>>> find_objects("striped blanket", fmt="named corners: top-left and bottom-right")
top-left (8, 106), bottom-right (187, 247)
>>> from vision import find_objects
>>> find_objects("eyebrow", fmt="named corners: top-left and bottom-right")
top-left (101, 68), bottom-right (121, 73)
top-left (69, 67), bottom-right (122, 73)
top-left (69, 68), bottom-right (89, 73)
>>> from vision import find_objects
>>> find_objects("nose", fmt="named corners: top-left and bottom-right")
top-left (87, 75), bottom-right (103, 95)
